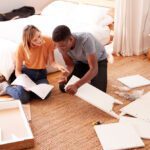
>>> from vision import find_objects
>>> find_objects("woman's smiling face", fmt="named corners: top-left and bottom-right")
top-left (31, 31), bottom-right (43, 47)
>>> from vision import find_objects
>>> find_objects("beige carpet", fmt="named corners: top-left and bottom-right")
top-left (1, 55), bottom-right (150, 150)
top-left (28, 55), bottom-right (150, 150)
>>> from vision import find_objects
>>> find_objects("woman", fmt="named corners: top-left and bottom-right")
top-left (0, 25), bottom-right (67, 103)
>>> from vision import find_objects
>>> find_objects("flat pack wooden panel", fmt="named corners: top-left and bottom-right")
top-left (65, 75), bottom-right (122, 119)
top-left (0, 97), bottom-right (14, 102)
top-left (94, 122), bottom-right (144, 150)
top-left (120, 116), bottom-right (150, 139)
top-left (120, 92), bottom-right (150, 122)
top-left (118, 74), bottom-right (150, 88)
top-left (0, 101), bottom-right (34, 150)
top-left (0, 98), bottom-right (31, 121)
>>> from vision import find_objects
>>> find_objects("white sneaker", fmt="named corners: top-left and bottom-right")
top-left (0, 81), bottom-right (9, 96)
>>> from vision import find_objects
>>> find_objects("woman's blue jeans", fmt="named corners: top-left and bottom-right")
top-left (6, 67), bottom-right (49, 104)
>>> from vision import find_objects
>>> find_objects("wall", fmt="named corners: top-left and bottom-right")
top-left (0, 0), bottom-right (54, 13)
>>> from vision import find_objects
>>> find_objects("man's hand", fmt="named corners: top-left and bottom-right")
top-left (65, 84), bottom-right (78, 95)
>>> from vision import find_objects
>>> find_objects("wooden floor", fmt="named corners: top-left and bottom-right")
top-left (27, 55), bottom-right (150, 150)
top-left (1, 55), bottom-right (150, 150)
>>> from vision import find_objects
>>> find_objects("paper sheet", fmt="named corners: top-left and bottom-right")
top-left (11, 74), bottom-right (36, 90)
top-left (11, 74), bottom-right (54, 99)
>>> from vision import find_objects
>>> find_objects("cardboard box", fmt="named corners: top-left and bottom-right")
top-left (0, 98), bottom-right (31, 121)
top-left (0, 100), bottom-right (34, 150)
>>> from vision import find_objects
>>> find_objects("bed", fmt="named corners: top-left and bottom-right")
top-left (0, 0), bottom-right (114, 81)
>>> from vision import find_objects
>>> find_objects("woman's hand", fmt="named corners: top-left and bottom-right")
top-left (57, 65), bottom-right (70, 75)
top-left (57, 65), bottom-right (70, 84)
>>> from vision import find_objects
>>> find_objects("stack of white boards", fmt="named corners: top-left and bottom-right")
top-left (94, 122), bottom-right (145, 150)
top-left (65, 75), bottom-right (122, 119)
top-left (120, 92), bottom-right (150, 122)
top-left (0, 98), bottom-right (31, 121)
top-left (93, 75), bottom-right (150, 149)
top-left (94, 115), bottom-right (150, 150)
top-left (119, 116), bottom-right (150, 139)
top-left (117, 74), bottom-right (150, 89)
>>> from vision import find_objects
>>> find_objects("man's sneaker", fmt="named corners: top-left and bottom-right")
top-left (0, 81), bottom-right (9, 96)
top-left (59, 83), bottom-right (66, 93)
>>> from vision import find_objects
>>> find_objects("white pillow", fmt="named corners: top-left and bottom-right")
top-left (0, 18), bottom-right (28, 44)
top-left (98, 15), bottom-right (114, 27)
top-left (70, 23), bottom-right (111, 46)
top-left (88, 25), bottom-right (111, 45)
top-left (68, 4), bottom-right (111, 26)
top-left (42, 1), bottom-right (112, 27)
top-left (41, 1), bottom-right (78, 19)
top-left (0, 38), bottom-right (17, 80)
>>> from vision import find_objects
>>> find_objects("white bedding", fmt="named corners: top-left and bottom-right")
top-left (0, 0), bottom-right (113, 80)
top-left (0, 38), bottom-right (17, 80)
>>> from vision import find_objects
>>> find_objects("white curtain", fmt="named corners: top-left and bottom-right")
top-left (113, 0), bottom-right (150, 56)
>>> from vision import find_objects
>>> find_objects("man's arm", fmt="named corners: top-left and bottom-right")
top-left (75, 53), bottom-right (98, 87)
top-left (57, 50), bottom-right (74, 84)
top-left (66, 53), bottom-right (98, 94)
top-left (60, 50), bottom-right (74, 76)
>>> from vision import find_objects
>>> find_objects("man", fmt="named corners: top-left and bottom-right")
top-left (52, 25), bottom-right (107, 94)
